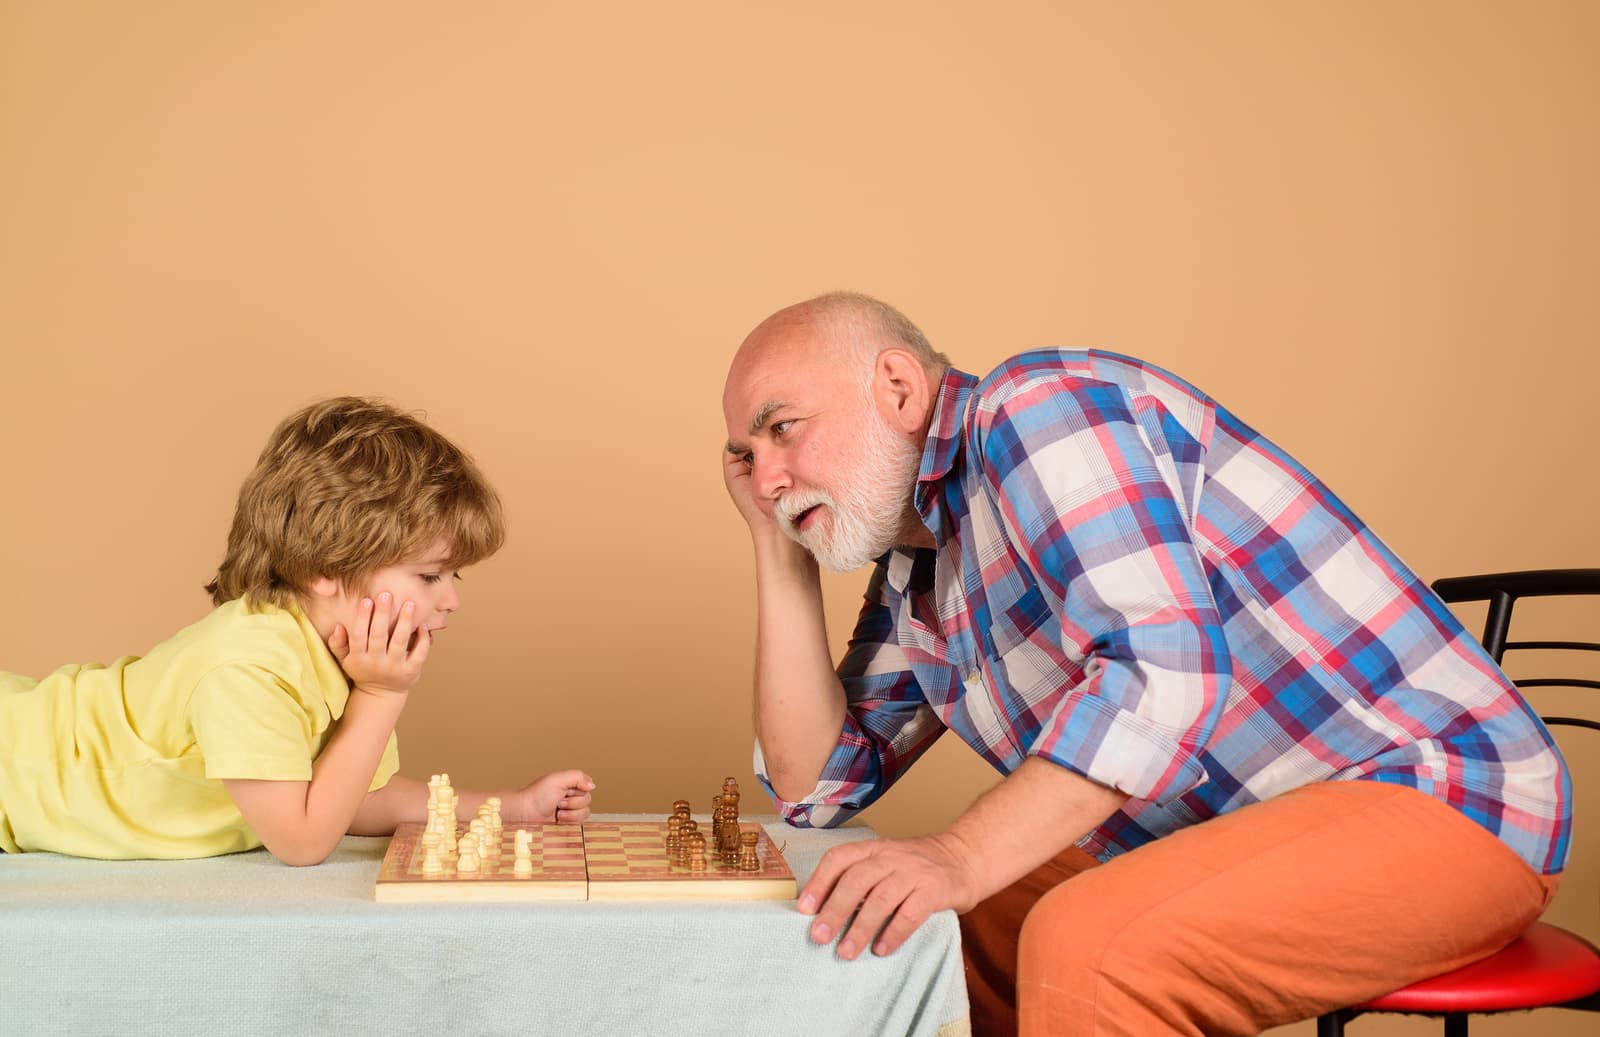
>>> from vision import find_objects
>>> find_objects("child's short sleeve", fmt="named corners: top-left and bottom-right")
top-left (370, 730), bottom-right (400, 792)
top-left (190, 665), bottom-right (319, 781)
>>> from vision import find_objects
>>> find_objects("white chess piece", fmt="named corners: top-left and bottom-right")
top-left (513, 829), bottom-right (534, 877)
top-left (456, 830), bottom-right (480, 873)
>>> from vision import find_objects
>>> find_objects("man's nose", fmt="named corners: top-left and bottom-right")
top-left (751, 452), bottom-right (791, 502)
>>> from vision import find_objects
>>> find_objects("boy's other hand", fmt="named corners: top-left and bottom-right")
top-left (329, 592), bottom-right (431, 695)
top-left (511, 770), bottom-right (597, 824)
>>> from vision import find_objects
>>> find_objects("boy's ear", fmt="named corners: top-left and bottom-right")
top-left (308, 576), bottom-right (341, 599)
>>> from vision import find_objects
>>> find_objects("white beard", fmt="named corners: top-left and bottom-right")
top-left (776, 410), bottom-right (924, 572)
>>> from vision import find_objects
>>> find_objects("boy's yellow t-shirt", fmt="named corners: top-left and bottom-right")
top-left (0, 598), bottom-right (400, 858)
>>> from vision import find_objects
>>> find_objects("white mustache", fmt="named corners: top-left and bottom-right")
top-left (775, 489), bottom-right (833, 531)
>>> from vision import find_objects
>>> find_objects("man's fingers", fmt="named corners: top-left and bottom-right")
top-left (812, 856), bottom-right (894, 946)
top-left (837, 876), bottom-right (914, 960)
top-left (798, 842), bottom-right (871, 915)
top-left (872, 890), bottom-right (934, 957)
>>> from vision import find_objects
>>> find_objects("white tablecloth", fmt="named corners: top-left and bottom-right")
top-left (0, 816), bottom-right (970, 1036)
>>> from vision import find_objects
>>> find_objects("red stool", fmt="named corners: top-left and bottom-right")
top-left (1318, 570), bottom-right (1600, 1035)
top-left (1318, 922), bottom-right (1600, 1034)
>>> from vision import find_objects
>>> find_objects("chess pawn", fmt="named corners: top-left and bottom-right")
top-left (738, 831), bottom-right (760, 871)
top-left (422, 843), bottom-right (444, 875)
top-left (687, 831), bottom-right (707, 872)
top-left (677, 819), bottom-right (698, 865)
top-left (666, 814), bottom-right (683, 853)
top-left (457, 833), bottom-right (481, 873)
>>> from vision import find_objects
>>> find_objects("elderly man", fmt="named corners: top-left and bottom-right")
top-left (719, 292), bottom-right (1569, 1036)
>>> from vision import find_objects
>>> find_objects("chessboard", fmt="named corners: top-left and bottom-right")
top-left (375, 822), bottom-right (588, 903)
top-left (373, 775), bottom-right (797, 903)
top-left (582, 821), bottom-right (797, 901)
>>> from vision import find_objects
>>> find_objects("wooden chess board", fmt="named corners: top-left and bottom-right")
top-left (374, 820), bottom-right (796, 902)
top-left (582, 821), bottom-right (797, 901)
top-left (375, 822), bottom-right (588, 902)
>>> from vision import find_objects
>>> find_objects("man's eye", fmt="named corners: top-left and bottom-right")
top-left (772, 420), bottom-right (794, 436)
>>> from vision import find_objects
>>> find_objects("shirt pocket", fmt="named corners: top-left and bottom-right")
top-left (990, 584), bottom-right (1054, 657)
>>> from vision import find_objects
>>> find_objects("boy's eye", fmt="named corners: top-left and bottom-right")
top-left (421, 573), bottom-right (442, 584)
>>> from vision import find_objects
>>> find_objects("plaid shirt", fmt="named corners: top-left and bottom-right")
top-left (757, 350), bottom-right (1571, 875)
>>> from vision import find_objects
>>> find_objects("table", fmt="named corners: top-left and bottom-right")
top-left (0, 816), bottom-right (970, 1036)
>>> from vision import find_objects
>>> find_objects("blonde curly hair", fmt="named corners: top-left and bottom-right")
top-left (205, 397), bottom-right (505, 609)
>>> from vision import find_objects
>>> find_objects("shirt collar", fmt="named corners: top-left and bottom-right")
top-left (912, 365), bottom-right (978, 548)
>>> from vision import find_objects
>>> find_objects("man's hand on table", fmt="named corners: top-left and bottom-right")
top-left (795, 759), bottom-right (1130, 960)
top-left (797, 833), bottom-right (981, 959)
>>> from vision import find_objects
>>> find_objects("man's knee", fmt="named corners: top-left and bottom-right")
top-left (1018, 873), bottom-right (1242, 1036)
top-left (1018, 868), bottom-right (1148, 979)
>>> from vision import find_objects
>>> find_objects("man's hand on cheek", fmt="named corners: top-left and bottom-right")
top-left (723, 447), bottom-right (795, 536)
top-left (797, 835), bottom-right (979, 960)
top-left (328, 591), bottom-right (431, 695)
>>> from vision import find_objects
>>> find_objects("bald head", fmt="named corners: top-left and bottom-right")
top-left (733, 291), bottom-right (949, 380)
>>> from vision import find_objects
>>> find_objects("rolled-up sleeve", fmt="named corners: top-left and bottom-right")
top-left (756, 563), bottom-right (947, 827)
top-left (976, 377), bottom-right (1231, 804)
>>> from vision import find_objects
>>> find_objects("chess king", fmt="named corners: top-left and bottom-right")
top-left (0, 397), bottom-right (595, 864)
top-left (719, 292), bottom-right (1569, 1037)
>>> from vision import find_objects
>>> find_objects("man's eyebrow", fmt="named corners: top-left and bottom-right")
top-left (749, 401), bottom-right (787, 435)
top-left (726, 400), bottom-right (791, 456)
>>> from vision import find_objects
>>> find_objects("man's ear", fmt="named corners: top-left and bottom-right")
top-left (872, 348), bottom-right (935, 435)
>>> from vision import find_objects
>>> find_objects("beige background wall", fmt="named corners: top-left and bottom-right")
top-left (2, 3), bottom-right (1595, 1033)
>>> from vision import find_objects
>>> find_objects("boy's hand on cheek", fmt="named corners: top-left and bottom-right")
top-left (328, 592), bottom-right (431, 696)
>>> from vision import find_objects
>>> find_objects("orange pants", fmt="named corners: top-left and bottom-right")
top-left (960, 781), bottom-right (1560, 1036)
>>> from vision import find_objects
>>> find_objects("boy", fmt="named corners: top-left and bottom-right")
top-left (0, 396), bottom-right (594, 864)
